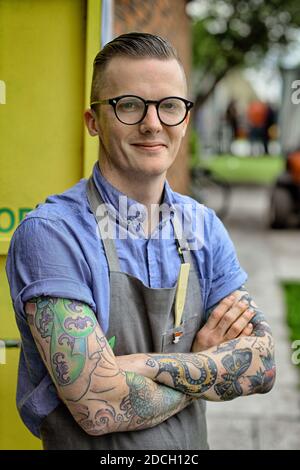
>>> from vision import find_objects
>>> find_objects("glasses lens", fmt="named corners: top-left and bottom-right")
top-left (158, 98), bottom-right (187, 125)
top-left (116, 96), bottom-right (145, 124)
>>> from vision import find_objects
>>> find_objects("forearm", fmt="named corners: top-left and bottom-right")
top-left (71, 371), bottom-right (193, 436)
top-left (116, 329), bottom-right (275, 401)
top-left (26, 296), bottom-right (191, 436)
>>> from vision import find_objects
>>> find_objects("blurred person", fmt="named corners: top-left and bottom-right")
top-left (263, 103), bottom-right (277, 155)
top-left (6, 32), bottom-right (275, 450)
top-left (247, 100), bottom-right (268, 155)
top-left (225, 99), bottom-right (239, 144)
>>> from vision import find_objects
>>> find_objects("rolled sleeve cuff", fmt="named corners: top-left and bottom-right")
top-left (206, 269), bottom-right (248, 311)
top-left (15, 278), bottom-right (97, 320)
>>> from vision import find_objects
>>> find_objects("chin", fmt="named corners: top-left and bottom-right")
top-left (135, 155), bottom-right (174, 176)
top-left (137, 162), bottom-right (171, 178)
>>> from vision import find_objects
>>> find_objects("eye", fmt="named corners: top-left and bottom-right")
top-left (161, 101), bottom-right (177, 110)
top-left (117, 98), bottom-right (143, 113)
top-left (160, 99), bottom-right (183, 113)
top-left (122, 102), bottom-right (136, 110)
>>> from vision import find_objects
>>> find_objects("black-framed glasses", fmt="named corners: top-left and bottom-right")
top-left (90, 95), bottom-right (194, 126)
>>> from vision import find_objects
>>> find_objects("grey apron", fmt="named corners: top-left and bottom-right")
top-left (40, 177), bottom-right (208, 450)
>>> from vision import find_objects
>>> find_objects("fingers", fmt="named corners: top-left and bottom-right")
top-left (216, 300), bottom-right (250, 334)
top-left (224, 309), bottom-right (255, 340)
top-left (206, 295), bottom-right (236, 329)
top-left (204, 296), bottom-right (255, 348)
top-left (239, 323), bottom-right (254, 337)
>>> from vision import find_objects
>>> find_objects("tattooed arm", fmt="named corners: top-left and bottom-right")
top-left (116, 286), bottom-right (276, 401)
top-left (25, 296), bottom-right (192, 437)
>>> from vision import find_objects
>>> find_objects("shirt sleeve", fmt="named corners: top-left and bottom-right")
top-left (6, 216), bottom-right (96, 320)
top-left (206, 213), bottom-right (248, 311)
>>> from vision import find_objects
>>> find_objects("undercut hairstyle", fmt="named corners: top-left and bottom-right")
top-left (90, 32), bottom-right (186, 104)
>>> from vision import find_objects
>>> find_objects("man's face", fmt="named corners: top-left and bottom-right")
top-left (88, 57), bottom-right (190, 180)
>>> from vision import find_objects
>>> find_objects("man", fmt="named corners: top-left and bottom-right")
top-left (6, 32), bottom-right (275, 450)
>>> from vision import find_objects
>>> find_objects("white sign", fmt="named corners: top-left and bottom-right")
top-left (0, 340), bottom-right (6, 364)
top-left (0, 80), bottom-right (6, 104)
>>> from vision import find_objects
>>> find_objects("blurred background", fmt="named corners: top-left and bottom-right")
top-left (0, 0), bottom-right (300, 449)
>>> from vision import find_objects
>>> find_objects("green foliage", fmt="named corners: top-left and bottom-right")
top-left (189, 127), bottom-right (201, 168)
top-left (197, 154), bottom-right (284, 184)
top-left (191, 0), bottom-right (300, 105)
top-left (283, 283), bottom-right (300, 346)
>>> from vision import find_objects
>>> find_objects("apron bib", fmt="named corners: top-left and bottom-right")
top-left (40, 177), bottom-right (208, 450)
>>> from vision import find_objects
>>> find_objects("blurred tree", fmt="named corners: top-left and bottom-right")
top-left (190, 0), bottom-right (300, 111)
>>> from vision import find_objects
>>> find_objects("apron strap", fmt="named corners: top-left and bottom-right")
top-left (172, 213), bottom-right (194, 265)
top-left (86, 177), bottom-right (121, 272)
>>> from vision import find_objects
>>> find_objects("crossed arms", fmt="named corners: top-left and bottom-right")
top-left (25, 286), bottom-right (276, 436)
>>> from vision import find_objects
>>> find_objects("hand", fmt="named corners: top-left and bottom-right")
top-left (115, 355), bottom-right (131, 370)
top-left (115, 355), bottom-right (141, 374)
top-left (191, 295), bottom-right (255, 352)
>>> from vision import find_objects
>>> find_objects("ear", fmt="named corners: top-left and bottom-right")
top-left (181, 112), bottom-right (190, 138)
top-left (84, 108), bottom-right (100, 136)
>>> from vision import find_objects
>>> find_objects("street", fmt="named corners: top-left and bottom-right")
top-left (206, 185), bottom-right (300, 450)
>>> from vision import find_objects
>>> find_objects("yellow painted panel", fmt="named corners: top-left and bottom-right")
top-left (0, 0), bottom-right (87, 449)
top-left (0, 0), bottom-right (85, 249)
top-left (0, 349), bottom-right (42, 449)
top-left (0, 256), bottom-right (41, 449)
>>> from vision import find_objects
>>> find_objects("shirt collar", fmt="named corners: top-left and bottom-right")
top-left (91, 162), bottom-right (175, 235)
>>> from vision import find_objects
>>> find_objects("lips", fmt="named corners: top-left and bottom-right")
top-left (132, 142), bottom-right (167, 149)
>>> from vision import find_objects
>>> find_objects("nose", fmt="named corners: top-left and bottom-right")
top-left (139, 104), bottom-right (163, 134)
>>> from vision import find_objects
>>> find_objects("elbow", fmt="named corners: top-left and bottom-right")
top-left (70, 376), bottom-right (129, 437)
top-left (253, 335), bottom-right (276, 395)
top-left (258, 360), bottom-right (276, 395)
top-left (71, 400), bottom-right (122, 437)
top-left (62, 396), bottom-right (119, 437)
top-left (261, 366), bottom-right (276, 394)
top-left (78, 386), bottom-right (130, 436)
top-left (83, 425), bottom-right (115, 437)
top-left (78, 408), bottom-right (119, 437)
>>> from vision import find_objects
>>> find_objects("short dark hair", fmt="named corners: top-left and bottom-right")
top-left (90, 32), bottom-right (185, 104)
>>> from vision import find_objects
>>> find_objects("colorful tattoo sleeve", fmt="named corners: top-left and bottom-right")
top-left (25, 296), bottom-right (192, 436)
top-left (127, 286), bottom-right (276, 401)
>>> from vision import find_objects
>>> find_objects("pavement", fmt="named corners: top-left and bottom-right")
top-left (206, 185), bottom-right (300, 450)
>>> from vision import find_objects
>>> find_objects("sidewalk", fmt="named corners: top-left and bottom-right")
top-left (206, 185), bottom-right (300, 450)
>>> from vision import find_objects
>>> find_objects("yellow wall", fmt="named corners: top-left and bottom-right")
top-left (0, 0), bottom-right (101, 449)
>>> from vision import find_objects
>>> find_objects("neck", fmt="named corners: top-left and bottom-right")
top-left (98, 160), bottom-right (166, 236)
top-left (98, 160), bottom-right (165, 208)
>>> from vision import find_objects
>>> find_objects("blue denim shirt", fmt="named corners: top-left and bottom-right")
top-left (6, 162), bottom-right (247, 437)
